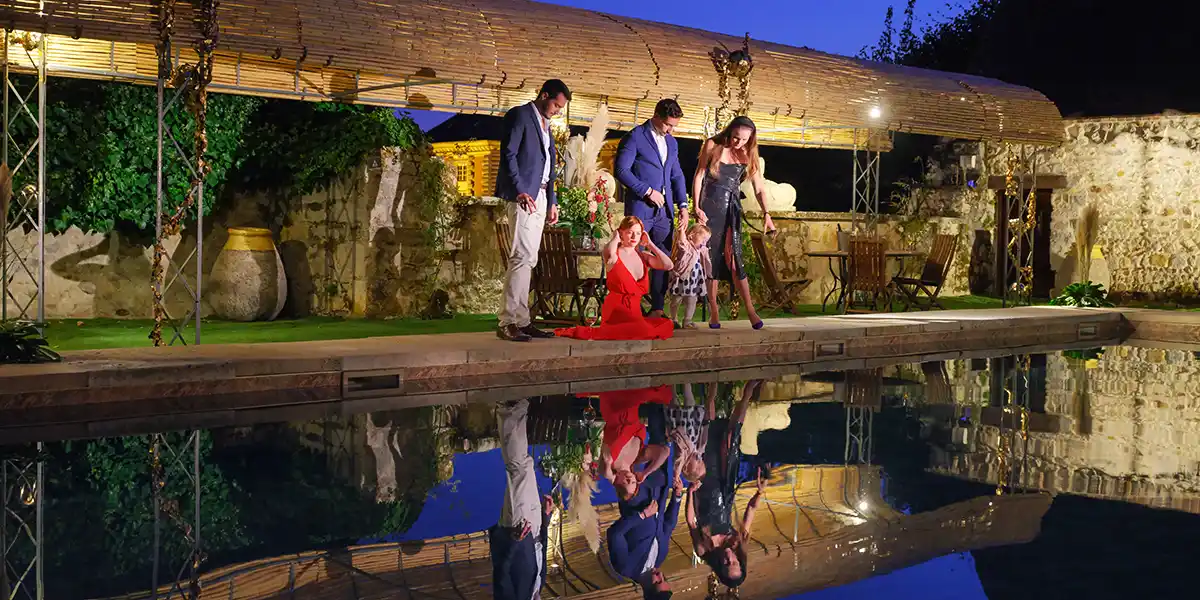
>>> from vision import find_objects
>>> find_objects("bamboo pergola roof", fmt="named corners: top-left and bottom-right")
top-left (1, 1), bottom-right (1063, 150)
top-left (108, 465), bottom-right (1050, 600)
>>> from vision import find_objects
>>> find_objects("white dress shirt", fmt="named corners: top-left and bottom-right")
top-left (642, 538), bottom-right (659, 575)
top-left (650, 127), bottom-right (668, 165)
top-left (534, 105), bottom-right (551, 187)
top-left (646, 126), bottom-right (669, 198)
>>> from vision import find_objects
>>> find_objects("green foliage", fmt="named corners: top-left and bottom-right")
top-left (7, 76), bottom-right (422, 235)
top-left (555, 185), bottom-right (608, 239)
top-left (0, 320), bottom-right (60, 363)
top-left (1050, 281), bottom-right (1113, 307)
top-left (409, 150), bottom-right (458, 302)
top-left (539, 423), bottom-right (603, 482)
top-left (858, 0), bottom-right (918, 63)
top-left (212, 439), bottom-right (390, 552)
top-left (1062, 347), bottom-right (1104, 361)
top-left (235, 103), bottom-right (422, 201)
top-left (8, 77), bottom-right (260, 235)
top-left (44, 433), bottom-right (247, 598)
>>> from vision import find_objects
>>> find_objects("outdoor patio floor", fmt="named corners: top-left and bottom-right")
top-left (2, 307), bottom-right (1198, 443)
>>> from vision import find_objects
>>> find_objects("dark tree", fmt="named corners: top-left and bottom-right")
top-left (892, 0), bottom-right (1200, 117)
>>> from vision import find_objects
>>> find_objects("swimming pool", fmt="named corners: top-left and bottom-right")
top-left (2, 341), bottom-right (1196, 599)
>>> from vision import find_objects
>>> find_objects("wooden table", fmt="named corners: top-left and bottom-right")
top-left (809, 249), bottom-right (925, 313)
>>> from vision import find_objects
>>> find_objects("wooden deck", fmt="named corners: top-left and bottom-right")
top-left (0, 307), bottom-right (1164, 444)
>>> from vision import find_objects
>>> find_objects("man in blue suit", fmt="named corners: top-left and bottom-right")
top-left (608, 467), bottom-right (682, 600)
top-left (614, 99), bottom-right (689, 319)
top-left (489, 399), bottom-right (555, 600)
top-left (495, 79), bottom-right (571, 342)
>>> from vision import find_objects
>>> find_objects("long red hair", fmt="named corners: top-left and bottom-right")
top-left (702, 116), bottom-right (760, 181)
top-left (617, 215), bottom-right (644, 233)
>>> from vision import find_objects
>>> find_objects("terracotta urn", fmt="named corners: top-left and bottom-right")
top-left (209, 227), bottom-right (287, 321)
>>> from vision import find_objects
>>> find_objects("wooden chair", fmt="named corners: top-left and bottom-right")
top-left (531, 228), bottom-right (604, 325)
top-left (750, 233), bottom-right (811, 313)
top-left (495, 221), bottom-right (513, 265)
top-left (843, 236), bottom-right (892, 313)
top-left (893, 232), bottom-right (960, 311)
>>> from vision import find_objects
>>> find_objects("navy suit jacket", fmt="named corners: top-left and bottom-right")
top-left (615, 120), bottom-right (688, 221)
top-left (607, 469), bottom-right (681, 580)
top-left (496, 102), bottom-right (558, 208)
top-left (489, 517), bottom-right (549, 600)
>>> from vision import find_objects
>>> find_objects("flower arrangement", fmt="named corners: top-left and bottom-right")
top-left (538, 420), bottom-right (603, 553)
top-left (556, 104), bottom-right (618, 244)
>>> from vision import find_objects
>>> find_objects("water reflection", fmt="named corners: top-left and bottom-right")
top-left (4, 345), bottom-right (1200, 599)
top-left (490, 399), bottom-right (553, 600)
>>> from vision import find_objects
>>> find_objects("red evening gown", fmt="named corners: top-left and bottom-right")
top-left (555, 256), bottom-right (675, 340)
top-left (590, 386), bottom-right (674, 459)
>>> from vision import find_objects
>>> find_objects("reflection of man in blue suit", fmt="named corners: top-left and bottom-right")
top-left (614, 99), bottom-right (688, 319)
top-left (489, 399), bottom-right (554, 600)
top-left (608, 467), bottom-right (681, 600)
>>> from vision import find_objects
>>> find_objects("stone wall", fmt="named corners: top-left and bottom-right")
top-left (954, 113), bottom-right (1200, 300)
top-left (8, 147), bottom-right (972, 319)
top-left (932, 346), bottom-right (1200, 483)
top-left (2, 147), bottom-right (484, 319)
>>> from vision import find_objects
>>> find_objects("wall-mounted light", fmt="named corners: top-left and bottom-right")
top-left (857, 500), bottom-right (870, 512)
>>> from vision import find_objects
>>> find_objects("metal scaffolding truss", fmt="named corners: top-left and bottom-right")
top-left (1, 31), bottom-right (46, 325)
top-left (312, 178), bottom-right (362, 316)
top-left (991, 356), bottom-right (1031, 494)
top-left (850, 130), bottom-right (885, 233)
top-left (1, 443), bottom-right (44, 600)
top-left (151, 63), bottom-right (204, 346)
top-left (1000, 145), bottom-right (1039, 307)
top-left (844, 406), bottom-right (874, 467)
top-left (149, 432), bottom-right (203, 600)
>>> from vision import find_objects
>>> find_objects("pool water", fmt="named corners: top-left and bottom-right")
top-left (3, 344), bottom-right (1198, 599)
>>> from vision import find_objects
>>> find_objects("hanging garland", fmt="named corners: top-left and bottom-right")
top-left (149, 0), bottom-right (218, 347)
top-left (708, 34), bottom-right (754, 132)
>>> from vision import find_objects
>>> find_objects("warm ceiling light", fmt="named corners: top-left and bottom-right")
top-left (868, 106), bottom-right (882, 120)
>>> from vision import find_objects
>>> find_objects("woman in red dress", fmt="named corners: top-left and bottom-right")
top-left (556, 216), bottom-right (676, 340)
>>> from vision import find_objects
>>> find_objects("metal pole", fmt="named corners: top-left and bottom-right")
top-left (192, 432), bottom-right (201, 595)
top-left (35, 442), bottom-right (43, 600)
top-left (3, 28), bottom-right (10, 322)
top-left (36, 33), bottom-right (45, 324)
top-left (850, 141), bottom-right (858, 228)
top-left (155, 75), bottom-right (164, 329)
top-left (1, 453), bottom-right (8, 599)
top-left (151, 439), bottom-right (161, 600)
top-left (871, 147), bottom-right (881, 234)
top-left (194, 173), bottom-right (202, 345)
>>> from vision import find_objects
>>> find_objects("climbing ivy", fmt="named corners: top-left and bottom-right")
top-left (4, 77), bottom-right (422, 236)
top-left (4, 77), bottom-right (259, 235)
top-left (234, 102), bottom-right (422, 201)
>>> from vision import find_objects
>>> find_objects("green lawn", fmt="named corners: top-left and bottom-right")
top-left (42, 295), bottom-right (1015, 352)
top-left (45, 314), bottom-right (500, 351)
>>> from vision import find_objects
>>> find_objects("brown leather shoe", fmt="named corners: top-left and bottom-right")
top-left (497, 324), bottom-right (531, 342)
top-left (521, 324), bottom-right (555, 339)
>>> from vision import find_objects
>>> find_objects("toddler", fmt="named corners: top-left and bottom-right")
top-left (668, 223), bottom-right (713, 329)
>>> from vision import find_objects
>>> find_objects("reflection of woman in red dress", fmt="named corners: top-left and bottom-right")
top-left (556, 216), bottom-right (675, 341)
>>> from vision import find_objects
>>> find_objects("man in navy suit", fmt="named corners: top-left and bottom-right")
top-left (614, 99), bottom-right (688, 319)
top-left (495, 79), bottom-right (571, 342)
top-left (608, 467), bottom-right (682, 600)
top-left (489, 399), bottom-right (555, 600)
